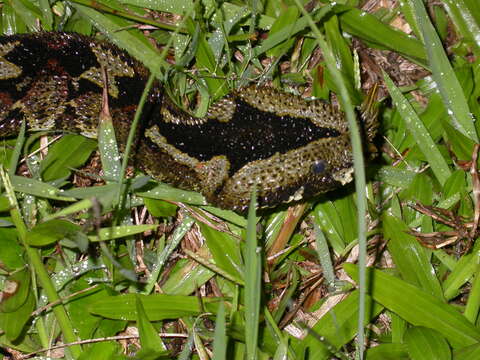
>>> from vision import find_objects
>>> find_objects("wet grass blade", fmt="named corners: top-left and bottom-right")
top-left (0, 167), bottom-right (82, 357)
top-left (8, 119), bottom-right (25, 176)
top-left (408, 0), bottom-right (478, 141)
top-left (88, 224), bottom-right (159, 242)
top-left (336, 5), bottom-right (428, 66)
top-left (244, 188), bottom-right (261, 360)
top-left (212, 302), bottom-right (227, 360)
top-left (142, 215), bottom-right (195, 294)
top-left (464, 264), bottom-right (480, 323)
top-left (384, 72), bottom-right (451, 185)
top-left (405, 326), bottom-right (451, 360)
top-left (71, 2), bottom-right (164, 73)
top-left (11, 175), bottom-right (75, 201)
top-left (293, 1), bottom-right (369, 357)
top-left (440, 0), bottom-right (480, 56)
top-left (345, 264), bottom-right (480, 348)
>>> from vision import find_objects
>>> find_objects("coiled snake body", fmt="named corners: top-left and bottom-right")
top-left (0, 32), bottom-right (377, 212)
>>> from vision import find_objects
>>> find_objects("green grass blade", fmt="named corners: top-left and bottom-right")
top-left (454, 343), bottom-right (480, 360)
top-left (88, 224), bottom-right (159, 242)
top-left (440, 0), bottom-right (480, 56)
top-left (293, 2), bottom-right (369, 358)
top-left (253, 5), bottom-right (332, 57)
top-left (408, 0), bottom-right (478, 141)
top-left (42, 199), bottom-right (95, 221)
top-left (71, 3), bottom-right (164, 74)
top-left (135, 295), bottom-right (168, 355)
top-left (244, 187), bottom-right (261, 360)
top-left (0, 167), bottom-right (82, 357)
top-left (336, 6), bottom-right (427, 66)
top-left (97, 97), bottom-right (121, 181)
top-left (384, 215), bottom-right (444, 299)
top-left (8, 119), bottom-right (25, 176)
top-left (89, 294), bottom-right (219, 321)
top-left (11, 175), bottom-right (75, 201)
top-left (365, 343), bottom-right (409, 360)
top-left (160, 253), bottom-right (215, 295)
top-left (40, 135), bottom-right (97, 181)
top-left (442, 241), bottom-right (480, 300)
top-left (313, 223), bottom-right (335, 288)
top-left (27, 219), bottom-right (80, 247)
top-left (345, 264), bottom-right (480, 348)
top-left (297, 290), bottom-right (384, 359)
top-left (464, 264), bottom-right (480, 323)
top-left (212, 302), bottom-right (227, 360)
top-left (199, 222), bottom-right (243, 280)
top-left (137, 182), bottom-right (206, 205)
top-left (405, 326), bottom-right (451, 360)
top-left (384, 72), bottom-right (451, 185)
top-left (142, 215), bottom-right (195, 294)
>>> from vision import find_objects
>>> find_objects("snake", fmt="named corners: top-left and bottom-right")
top-left (0, 32), bottom-right (378, 212)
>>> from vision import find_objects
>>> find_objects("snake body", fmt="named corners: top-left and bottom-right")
top-left (0, 32), bottom-right (377, 212)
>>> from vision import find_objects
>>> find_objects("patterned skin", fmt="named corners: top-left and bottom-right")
top-left (0, 32), bottom-right (377, 212)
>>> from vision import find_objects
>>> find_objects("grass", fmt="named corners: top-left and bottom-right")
top-left (0, 0), bottom-right (479, 359)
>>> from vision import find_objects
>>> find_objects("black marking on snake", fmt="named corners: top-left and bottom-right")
top-left (156, 99), bottom-right (341, 175)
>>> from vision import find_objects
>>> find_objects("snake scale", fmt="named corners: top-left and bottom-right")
top-left (0, 32), bottom-right (378, 212)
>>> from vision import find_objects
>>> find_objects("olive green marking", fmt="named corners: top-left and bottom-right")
top-left (11, 75), bottom-right (68, 131)
top-left (206, 97), bottom-right (236, 123)
top-left (66, 92), bottom-right (103, 138)
top-left (235, 86), bottom-right (348, 132)
top-left (77, 45), bottom-right (135, 98)
top-left (145, 125), bottom-right (230, 196)
top-left (0, 41), bottom-right (22, 80)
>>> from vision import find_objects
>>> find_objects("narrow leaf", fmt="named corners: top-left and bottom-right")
top-left (345, 264), bottom-right (480, 348)
top-left (384, 71), bottom-right (451, 185)
top-left (409, 0), bottom-right (478, 141)
top-left (244, 188), bottom-right (261, 360)
top-left (405, 326), bottom-right (451, 360)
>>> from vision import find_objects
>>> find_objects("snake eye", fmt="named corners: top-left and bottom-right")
top-left (311, 160), bottom-right (326, 174)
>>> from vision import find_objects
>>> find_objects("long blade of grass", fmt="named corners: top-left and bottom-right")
top-left (440, 0), bottom-right (480, 56)
top-left (71, 2), bottom-right (165, 73)
top-left (464, 264), bottom-right (480, 323)
top-left (142, 215), bottom-right (195, 294)
top-left (244, 187), bottom-right (261, 360)
top-left (89, 293), bottom-right (219, 321)
top-left (345, 264), bottom-right (480, 348)
top-left (97, 87), bottom-right (121, 181)
top-left (293, 1), bottom-right (369, 358)
top-left (88, 224), bottom-right (159, 242)
top-left (383, 215), bottom-right (444, 299)
top-left (253, 5), bottom-right (332, 57)
top-left (11, 175), bottom-right (75, 201)
top-left (212, 302), bottom-right (227, 360)
top-left (442, 241), bottom-right (480, 300)
top-left (335, 5), bottom-right (428, 66)
top-left (384, 71), bottom-right (451, 185)
top-left (8, 119), bottom-right (25, 176)
top-left (313, 223), bottom-right (335, 288)
top-left (407, 0), bottom-right (478, 141)
top-left (405, 326), bottom-right (451, 360)
top-left (0, 167), bottom-right (82, 358)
